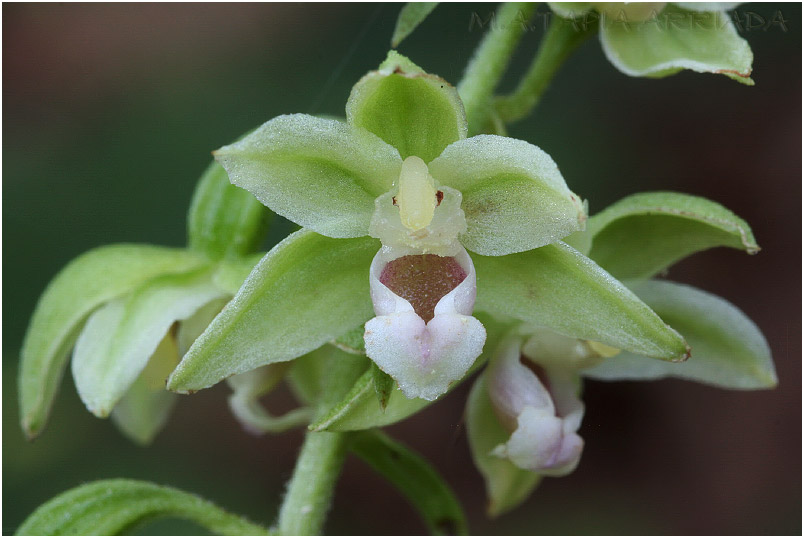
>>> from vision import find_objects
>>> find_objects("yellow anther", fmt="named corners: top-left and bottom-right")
top-left (396, 156), bottom-right (437, 231)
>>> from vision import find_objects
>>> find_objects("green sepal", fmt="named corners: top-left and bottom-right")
top-left (587, 191), bottom-right (759, 280)
top-left (391, 3), bottom-right (439, 48)
top-left (19, 244), bottom-right (207, 438)
top-left (371, 362), bottom-right (395, 410)
top-left (72, 268), bottom-right (226, 417)
top-left (428, 135), bottom-right (586, 255)
top-left (16, 479), bottom-right (270, 536)
top-left (346, 51), bottom-right (467, 163)
top-left (473, 242), bottom-right (689, 361)
top-left (350, 430), bottom-right (468, 535)
top-left (187, 160), bottom-right (271, 260)
top-left (584, 280), bottom-right (777, 389)
top-left (110, 332), bottom-right (179, 445)
top-left (311, 312), bottom-right (510, 432)
top-left (466, 374), bottom-right (541, 517)
top-left (167, 231), bottom-right (379, 393)
top-left (215, 114), bottom-right (401, 238)
top-left (212, 253), bottom-right (264, 295)
top-left (599, 4), bottom-right (754, 84)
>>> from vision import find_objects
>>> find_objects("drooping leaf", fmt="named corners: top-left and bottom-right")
top-left (587, 191), bottom-right (759, 280)
top-left (350, 430), bottom-right (468, 535)
top-left (167, 231), bottom-right (379, 393)
top-left (584, 280), bottom-right (776, 389)
top-left (16, 479), bottom-right (270, 535)
top-left (391, 3), bottom-right (439, 48)
top-left (215, 114), bottom-right (401, 238)
top-left (19, 244), bottom-right (207, 438)
top-left (187, 160), bottom-right (271, 260)
top-left (110, 332), bottom-right (179, 445)
top-left (346, 51), bottom-right (467, 163)
top-left (599, 4), bottom-right (753, 84)
top-left (312, 311), bottom-right (511, 432)
top-left (72, 268), bottom-right (226, 417)
top-left (428, 135), bottom-right (586, 255)
top-left (466, 374), bottom-right (541, 517)
top-left (472, 243), bottom-right (689, 360)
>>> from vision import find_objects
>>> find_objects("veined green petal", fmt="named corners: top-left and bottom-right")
top-left (391, 3), bottom-right (439, 48)
top-left (167, 231), bottom-right (379, 393)
top-left (110, 332), bottom-right (180, 445)
top-left (599, 4), bottom-right (753, 83)
top-left (311, 312), bottom-right (511, 432)
top-left (19, 244), bottom-right (207, 438)
top-left (72, 268), bottom-right (226, 417)
top-left (16, 479), bottom-right (270, 536)
top-left (473, 243), bottom-right (689, 360)
top-left (428, 135), bottom-right (586, 256)
top-left (346, 51), bottom-right (467, 163)
top-left (584, 280), bottom-right (776, 389)
top-left (215, 114), bottom-right (401, 238)
top-left (466, 374), bottom-right (541, 518)
top-left (587, 191), bottom-right (759, 280)
top-left (187, 160), bottom-right (270, 260)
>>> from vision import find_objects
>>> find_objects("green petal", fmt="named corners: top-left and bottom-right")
top-left (473, 243), bottom-right (689, 360)
top-left (429, 135), bottom-right (586, 255)
top-left (391, 3), bottom-right (439, 48)
top-left (110, 332), bottom-right (179, 445)
top-left (72, 268), bottom-right (226, 417)
top-left (599, 4), bottom-right (753, 83)
top-left (167, 231), bottom-right (379, 393)
top-left (19, 244), bottom-right (207, 438)
top-left (215, 114), bottom-right (401, 238)
top-left (587, 191), bottom-right (759, 280)
top-left (466, 374), bottom-right (541, 518)
top-left (350, 430), bottom-right (468, 535)
top-left (187, 160), bottom-right (271, 260)
top-left (584, 280), bottom-right (776, 389)
top-left (311, 311), bottom-right (511, 432)
top-left (212, 253), bottom-right (264, 295)
top-left (346, 51), bottom-right (467, 163)
top-left (548, 2), bottom-right (594, 18)
top-left (16, 479), bottom-right (270, 536)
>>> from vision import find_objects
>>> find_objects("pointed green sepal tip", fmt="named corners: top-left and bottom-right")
top-left (390, 3), bottom-right (439, 48)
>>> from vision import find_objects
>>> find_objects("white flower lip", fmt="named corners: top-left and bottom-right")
top-left (364, 244), bottom-right (486, 401)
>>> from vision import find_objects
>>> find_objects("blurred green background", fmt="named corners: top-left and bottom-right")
top-left (4, 3), bottom-right (801, 534)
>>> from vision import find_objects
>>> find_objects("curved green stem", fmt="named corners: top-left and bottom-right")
top-left (275, 355), bottom-right (366, 535)
top-left (458, 2), bottom-right (538, 135)
top-left (495, 15), bottom-right (596, 124)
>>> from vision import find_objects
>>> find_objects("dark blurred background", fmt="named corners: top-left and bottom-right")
top-left (3, 3), bottom-right (800, 535)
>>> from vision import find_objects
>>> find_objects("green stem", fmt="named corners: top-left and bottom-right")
top-left (495, 15), bottom-right (596, 123)
top-left (276, 357), bottom-right (366, 535)
top-left (458, 2), bottom-right (538, 135)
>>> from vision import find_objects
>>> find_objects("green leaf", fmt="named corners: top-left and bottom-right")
top-left (187, 160), bottom-right (271, 260)
top-left (346, 51), bottom-right (467, 163)
top-left (350, 430), bottom-right (468, 535)
top-left (311, 311), bottom-right (511, 431)
top-left (599, 4), bottom-right (754, 84)
top-left (72, 268), bottom-right (226, 417)
top-left (473, 243), bottom-right (689, 360)
top-left (584, 280), bottom-right (776, 389)
top-left (466, 374), bottom-right (541, 517)
top-left (215, 114), bottom-right (401, 238)
top-left (391, 3), bottom-right (439, 48)
top-left (587, 191), bottom-right (759, 280)
top-left (16, 479), bottom-right (270, 535)
top-left (371, 362), bottom-right (395, 410)
top-left (19, 244), bottom-right (207, 438)
top-left (428, 135), bottom-right (586, 255)
top-left (110, 332), bottom-right (179, 445)
top-left (167, 231), bottom-right (379, 393)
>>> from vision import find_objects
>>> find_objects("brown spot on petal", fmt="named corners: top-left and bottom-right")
top-left (380, 254), bottom-right (467, 323)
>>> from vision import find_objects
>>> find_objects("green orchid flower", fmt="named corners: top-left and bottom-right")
top-left (549, 2), bottom-right (753, 84)
top-left (464, 191), bottom-right (776, 517)
top-left (19, 162), bottom-right (267, 444)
